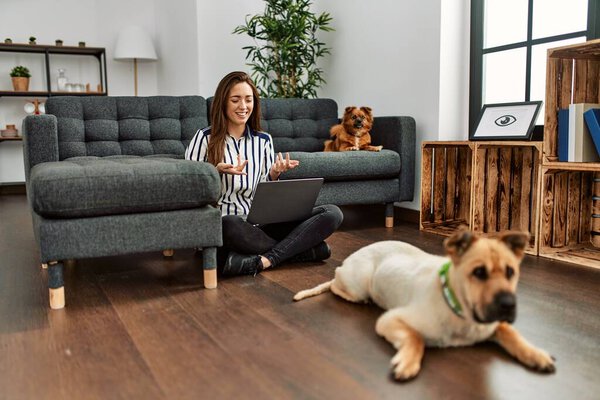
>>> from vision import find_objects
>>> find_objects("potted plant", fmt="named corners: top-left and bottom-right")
top-left (4, 38), bottom-right (12, 44)
top-left (55, 39), bottom-right (63, 46)
top-left (233, 0), bottom-right (333, 98)
top-left (29, 36), bottom-right (36, 45)
top-left (10, 66), bottom-right (31, 91)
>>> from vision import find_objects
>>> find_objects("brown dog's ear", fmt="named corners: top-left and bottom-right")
top-left (444, 226), bottom-right (478, 264)
top-left (360, 106), bottom-right (372, 116)
top-left (498, 231), bottom-right (529, 260)
top-left (345, 106), bottom-right (355, 114)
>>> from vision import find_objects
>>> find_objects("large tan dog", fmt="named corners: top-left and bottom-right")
top-left (324, 106), bottom-right (383, 152)
top-left (294, 228), bottom-right (556, 380)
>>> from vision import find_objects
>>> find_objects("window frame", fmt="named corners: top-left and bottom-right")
top-left (469, 0), bottom-right (600, 134)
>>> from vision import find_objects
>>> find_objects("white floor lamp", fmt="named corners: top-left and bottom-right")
top-left (114, 26), bottom-right (157, 96)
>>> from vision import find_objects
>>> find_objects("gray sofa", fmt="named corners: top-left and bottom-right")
top-left (257, 98), bottom-right (415, 227)
top-left (23, 96), bottom-right (223, 309)
top-left (23, 95), bottom-right (415, 309)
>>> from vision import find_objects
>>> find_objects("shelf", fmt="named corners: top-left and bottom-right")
top-left (0, 137), bottom-right (22, 142)
top-left (0, 42), bottom-right (107, 97)
top-left (0, 42), bottom-right (105, 56)
top-left (539, 245), bottom-right (600, 270)
top-left (0, 91), bottom-right (107, 97)
top-left (543, 161), bottom-right (600, 172)
top-left (548, 38), bottom-right (600, 60)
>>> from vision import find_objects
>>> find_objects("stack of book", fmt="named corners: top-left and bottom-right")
top-left (557, 103), bottom-right (600, 162)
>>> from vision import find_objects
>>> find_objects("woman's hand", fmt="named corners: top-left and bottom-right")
top-left (217, 154), bottom-right (248, 175)
top-left (270, 152), bottom-right (299, 180)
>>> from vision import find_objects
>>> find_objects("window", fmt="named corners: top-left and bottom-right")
top-left (469, 0), bottom-right (600, 133)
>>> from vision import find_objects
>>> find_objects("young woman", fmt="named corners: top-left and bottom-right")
top-left (185, 71), bottom-right (343, 276)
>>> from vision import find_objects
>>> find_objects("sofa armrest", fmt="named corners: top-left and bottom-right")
top-left (371, 116), bottom-right (416, 202)
top-left (22, 114), bottom-right (59, 179)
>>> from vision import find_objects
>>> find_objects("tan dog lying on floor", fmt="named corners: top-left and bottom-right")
top-left (294, 228), bottom-right (556, 380)
top-left (324, 106), bottom-right (383, 152)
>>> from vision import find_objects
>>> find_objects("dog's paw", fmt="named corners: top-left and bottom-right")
top-left (374, 145), bottom-right (383, 151)
top-left (523, 347), bottom-right (556, 373)
top-left (390, 350), bottom-right (421, 381)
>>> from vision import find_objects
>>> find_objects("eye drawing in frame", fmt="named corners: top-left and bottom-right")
top-left (470, 101), bottom-right (543, 141)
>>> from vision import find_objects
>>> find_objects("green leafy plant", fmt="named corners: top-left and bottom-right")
top-left (29, 36), bottom-right (36, 42)
top-left (10, 66), bottom-right (31, 78)
top-left (233, 0), bottom-right (333, 98)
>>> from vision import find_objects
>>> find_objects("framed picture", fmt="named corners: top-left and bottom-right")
top-left (470, 101), bottom-right (543, 141)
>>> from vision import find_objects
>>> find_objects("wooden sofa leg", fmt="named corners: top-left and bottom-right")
top-left (162, 249), bottom-right (174, 257)
top-left (48, 262), bottom-right (65, 310)
top-left (385, 203), bottom-right (394, 228)
top-left (202, 247), bottom-right (217, 289)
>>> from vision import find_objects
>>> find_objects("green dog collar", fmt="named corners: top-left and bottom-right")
top-left (439, 261), bottom-right (465, 319)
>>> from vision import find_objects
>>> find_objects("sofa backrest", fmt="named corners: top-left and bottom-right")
top-left (46, 96), bottom-right (208, 160)
top-left (208, 97), bottom-right (338, 152)
top-left (260, 98), bottom-right (338, 152)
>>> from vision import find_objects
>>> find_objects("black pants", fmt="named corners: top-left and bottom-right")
top-left (220, 204), bottom-right (343, 267)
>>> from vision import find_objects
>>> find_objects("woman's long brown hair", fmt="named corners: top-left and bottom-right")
top-left (207, 71), bottom-right (262, 166)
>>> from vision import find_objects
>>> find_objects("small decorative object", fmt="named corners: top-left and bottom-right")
top-left (29, 36), bottom-right (36, 45)
top-left (1, 124), bottom-right (18, 138)
top-left (10, 65), bottom-right (31, 92)
top-left (24, 99), bottom-right (44, 115)
top-left (55, 39), bottom-right (63, 46)
top-left (4, 38), bottom-right (12, 44)
top-left (470, 101), bottom-right (543, 141)
top-left (57, 68), bottom-right (68, 91)
top-left (78, 41), bottom-right (86, 47)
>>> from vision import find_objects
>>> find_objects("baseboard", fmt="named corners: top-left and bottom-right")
top-left (395, 206), bottom-right (419, 224)
top-left (0, 183), bottom-right (26, 195)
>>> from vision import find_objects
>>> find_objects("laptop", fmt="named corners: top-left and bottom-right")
top-left (246, 178), bottom-right (324, 225)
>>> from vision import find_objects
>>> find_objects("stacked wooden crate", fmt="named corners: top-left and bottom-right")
top-left (539, 39), bottom-right (600, 268)
top-left (420, 141), bottom-right (542, 254)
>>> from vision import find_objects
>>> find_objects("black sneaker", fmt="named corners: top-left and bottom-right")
top-left (289, 242), bottom-right (331, 263)
top-left (222, 252), bottom-right (263, 276)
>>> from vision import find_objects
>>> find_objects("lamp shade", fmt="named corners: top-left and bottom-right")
top-left (114, 26), bottom-right (157, 60)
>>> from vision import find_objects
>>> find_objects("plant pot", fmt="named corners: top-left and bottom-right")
top-left (12, 77), bottom-right (29, 92)
top-left (55, 40), bottom-right (63, 46)
top-left (4, 38), bottom-right (12, 44)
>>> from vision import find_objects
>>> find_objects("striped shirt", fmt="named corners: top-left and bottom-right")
top-left (185, 125), bottom-right (276, 217)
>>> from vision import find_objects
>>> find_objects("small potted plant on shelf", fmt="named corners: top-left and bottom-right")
top-left (10, 65), bottom-right (31, 92)
top-left (29, 36), bottom-right (36, 45)
top-left (78, 41), bottom-right (86, 48)
top-left (4, 38), bottom-right (12, 44)
top-left (55, 39), bottom-right (63, 46)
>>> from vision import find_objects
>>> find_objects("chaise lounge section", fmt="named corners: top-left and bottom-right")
top-left (23, 96), bottom-right (223, 309)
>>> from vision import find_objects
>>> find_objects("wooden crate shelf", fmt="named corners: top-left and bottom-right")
top-left (420, 141), bottom-right (542, 254)
top-left (539, 39), bottom-right (600, 268)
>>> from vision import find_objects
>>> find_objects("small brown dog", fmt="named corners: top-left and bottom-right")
top-left (294, 228), bottom-right (555, 380)
top-left (324, 106), bottom-right (383, 152)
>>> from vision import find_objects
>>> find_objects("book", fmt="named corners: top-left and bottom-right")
top-left (557, 108), bottom-right (570, 161)
top-left (584, 108), bottom-right (600, 158)
top-left (568, 103), bottom-right (600, 162)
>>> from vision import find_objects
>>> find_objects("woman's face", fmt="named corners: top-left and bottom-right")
top-left (226, 82), bottom-right (254, 128)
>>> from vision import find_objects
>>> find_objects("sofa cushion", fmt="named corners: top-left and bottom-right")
top-left (46, 96), bottom-right (208, 160)
top-left (260, 98), bottom-right (339, 152)
top-left (29, 156), bottom-right (220, 218)
top-left (282, 150), bottom-right (401, 181)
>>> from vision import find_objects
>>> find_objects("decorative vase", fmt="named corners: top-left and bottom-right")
top-left (57, 68), bottom-right (68, 91)
top-left (12, 77), bottom-right (29, 92)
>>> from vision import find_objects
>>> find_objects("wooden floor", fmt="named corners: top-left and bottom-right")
top-left (1, 194), bottom-right (599, 400)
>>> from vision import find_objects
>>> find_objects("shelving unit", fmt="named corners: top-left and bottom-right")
top-left (420, 140), bottom-right (542, 255)
top-left (0, 42), bottom-right (107, 96)
top-left (539, 39), bottom-right (600, 268)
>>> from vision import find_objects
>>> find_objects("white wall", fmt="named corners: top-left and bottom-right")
top-left (0, 0), bottom-right (472, 214)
